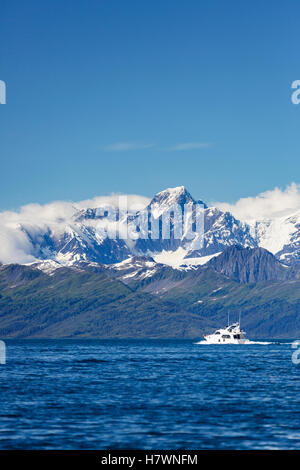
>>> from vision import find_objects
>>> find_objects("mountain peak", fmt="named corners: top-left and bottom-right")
top-left (165, 185), bottom-right (186, 194)
top-left (207, 245), bottom-right (287, 283)
top-left (150, 186), bottom-right (206, 206)
top-left (155, 185), bottom-right (190, 197)
top-left (146, 187), bottom-right (196, 220)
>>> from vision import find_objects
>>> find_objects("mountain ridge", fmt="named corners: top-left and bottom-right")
top-left (2, 185), bottom-right (300, 272)
top-left (1, 251), bottom-right (300, 339)
top-left (2, 185), bottom-right (300, 339)
top-left (206, 245), bottom-right (291, 283)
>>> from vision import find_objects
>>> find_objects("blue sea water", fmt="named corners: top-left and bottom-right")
top-left (0, 339), bottom-right (299, 450)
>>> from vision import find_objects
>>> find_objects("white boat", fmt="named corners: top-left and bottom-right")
top-left (202, 321), bottom-right (248, 344)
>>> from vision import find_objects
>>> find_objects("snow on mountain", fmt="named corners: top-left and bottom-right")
top-left (152, 248), bottom-right (221, 270)
top-left (30, 259), bottom-right (63, 275)
top-left (147, 186), bottom-right (206, 218)
top-left (1, 186), bottom-right (258, 270)
top-left (188, 206), bottom-right (256, 257)
top-left (21, 218), bottom-right (131, 266)
top-left (3, 185), bottom-right (300, 272)
top-left (129, 186), bottom-right (203, 255)
top-left (109, 256), bottom-right (160, 282)
top-left (251, 210), bottom-right (300, 264)
top-left (129, 186), bottom-right (255, 264)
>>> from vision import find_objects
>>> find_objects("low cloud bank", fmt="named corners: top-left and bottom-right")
top-left (214, 183), bottom-right (300, 222)
top-left (1, 184), bottom-right (300, 264)
top-left (0, 194), bottom-right (150, 264)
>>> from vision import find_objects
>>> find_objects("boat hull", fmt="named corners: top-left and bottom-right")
top-left (203, 336), bottom-right (248, 344)
top-left (199, 323), bottom-right (249, 344)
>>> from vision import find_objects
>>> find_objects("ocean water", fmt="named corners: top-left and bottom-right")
top-left (0, 339), bottom-right (299, 450)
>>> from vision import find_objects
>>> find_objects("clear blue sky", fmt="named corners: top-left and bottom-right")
top-left (0, 0), bottom-right (299, 210)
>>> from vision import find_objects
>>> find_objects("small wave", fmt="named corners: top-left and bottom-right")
top-left (246, 341), bottom-right (273, 345)
top-left (252, 341), bottom-right (290, 345)
top-left (76, 358), bottom-right (110, 363)
top-left (194, 340), bottom-right (276, 345)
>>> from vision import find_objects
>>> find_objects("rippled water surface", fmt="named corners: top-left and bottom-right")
top-left (0, 339), bottom-right (299, 449)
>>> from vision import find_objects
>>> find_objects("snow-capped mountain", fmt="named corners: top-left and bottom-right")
top-left (251, 211), bottom-right (300, 264)
top-left (21, 220), bottom-right (131, 265)
top-left (3, 185), bottom-right (300, 272)
top-left (12, 186), bottom-right (250, 269)
top-left (129, 187), bottom-right (257, 267)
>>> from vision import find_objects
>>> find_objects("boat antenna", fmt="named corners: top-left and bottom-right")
top-left (227, 312), bottom-right (230, 327)
top-left (239, 311), bottom-right (241, 327)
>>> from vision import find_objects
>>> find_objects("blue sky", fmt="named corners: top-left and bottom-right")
top-left (0, 0), bottom-right (299, 210)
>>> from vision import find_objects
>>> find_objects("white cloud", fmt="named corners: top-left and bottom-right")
top-left (76, 194), bottom-right (150, 210)
top-left (2, 183), bottom-right (300, 265)
top-left (104, 142), bottom-right (155, 152)
top-left (0, 194), bottom-right (150, 265)
top-left (214, 183), bottom-right (300, 222)
top-left (0, 227), bottom-right (37, 265)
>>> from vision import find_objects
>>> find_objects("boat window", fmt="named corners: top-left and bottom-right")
top-left (222, 335), bottom-right (231, 339)
top-left (234, 334), bottom-right (241, 339)
top-left (215, 331), bottom-right (220, 335)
